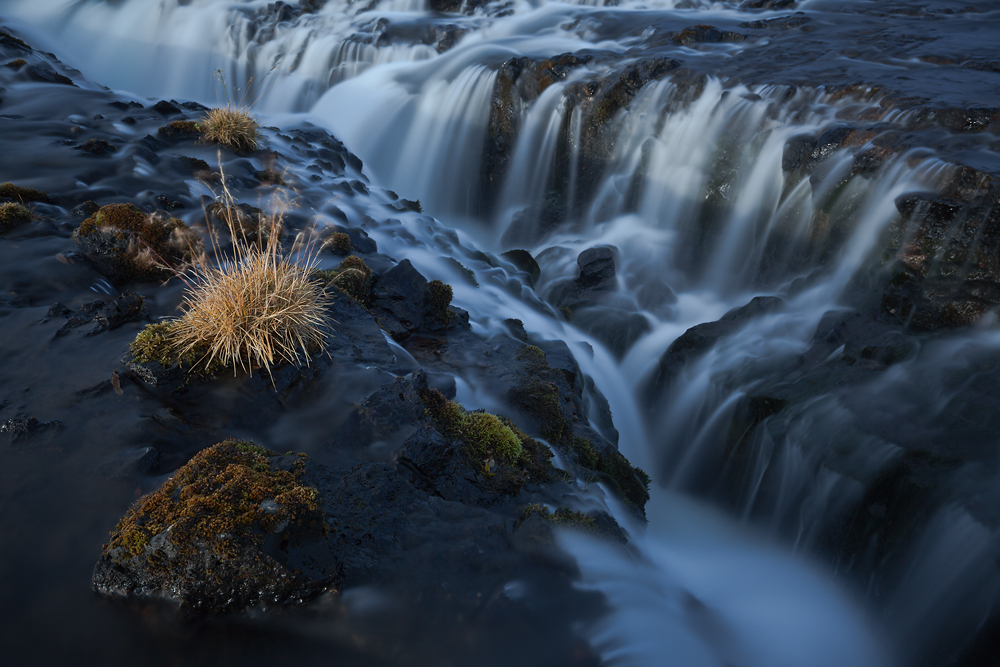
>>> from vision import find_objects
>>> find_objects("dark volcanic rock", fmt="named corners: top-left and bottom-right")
top-left (371, 259), bottom-right (429, 339)
top-left (92, 441), bottom-right (339, 612)
top-left (645, 296), bottom-right (785, 406)
top-left (53, 292), bottom-right (145, 337)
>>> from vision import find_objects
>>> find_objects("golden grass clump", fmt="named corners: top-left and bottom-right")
top-left (200, 106), bottom-right (260, 153)
top-left (169, 183), bottom-right (330, 375)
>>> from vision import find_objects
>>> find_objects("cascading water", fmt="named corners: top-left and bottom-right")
top-left (6, 0), bottom-right (1000, 665)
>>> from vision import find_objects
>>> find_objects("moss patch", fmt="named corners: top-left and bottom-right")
top-left (461, 411), bottom-right (523, 463)
top-left (321, 231), bottom-right (351, 255)
top-left (128, 321), bottom-right (223, 377)
top-left (0, 202), bottom-right (31, 231)
top-left (426, 280), bottom-right (453, 323)
top-left (572, 436), bottom-right (650, 511)
top-left (0, 181), bottom-right (48, 203)
top-left (4, 58), bottom-right (26, 69)
top-left (103, 440), bottom-right (320, 565)
top-left (420, 388), bottom-right (557, 485)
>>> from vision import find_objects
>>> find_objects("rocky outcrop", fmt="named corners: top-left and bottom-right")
top-left (484, 55), bottom-right (680, 231)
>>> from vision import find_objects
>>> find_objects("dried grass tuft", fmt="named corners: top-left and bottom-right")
top-left (200, 106), bottom-right (260, 153)
top-left (171, 179), bottom-right (330, 375)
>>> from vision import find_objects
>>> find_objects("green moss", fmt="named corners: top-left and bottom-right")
top-left (461, 411), bottom-right (523, 463)
top-left (4, 58), bottom-right (26, 69)
top-left (78, 203), bottom-right (146, 237)
top-left (103, 441), bottom-right (320, 565)
top-left (510, 376), bottom-right (566, 442)
top-left (0, 202), bottom-right (31, 231)
top-left (573, 437), bottom-right (650, 511)
top-left (520, 504), bottom-right (597, 530)
top-left (0, 182), bottom-right (48, 203)
top-left (421, 388), bottom-right (540, 472)
top-left (322, 232), bottom-right (352, 255)
top-left (130, 321), bottom-right (181, 366)
top-left (516, 344), bottom-right (546, 366)
top-left (426, 280), bottom-right (453, 323)
top-left (76, 203), bottom-right (202, 281)
top-left (129, 321), bottom-right (222, 376)
top-left (569, 436), bottom-right (600, 469)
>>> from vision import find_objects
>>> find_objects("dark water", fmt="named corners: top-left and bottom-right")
top-left (2, 0), bottom-right (1000, 665)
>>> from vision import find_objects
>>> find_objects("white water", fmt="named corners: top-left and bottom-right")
top-left (6, 0), bottom-right (999, 665)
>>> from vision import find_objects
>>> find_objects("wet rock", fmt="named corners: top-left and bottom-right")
top-left (645, 296), bottom-right (785, 406)
top-left (77, 138), bottom-right (118, 156)
top-left (99, 446), bottom-right (162, 479)
top-left (671, 25), bottom-right (747, 46)
top-left (371, 259), bottom-right (428, 339)
top-left (24, 64), bottom-right (74, 86)
top-left (152, 100), bottom-right (182, 116)
top-left (53, 292), bottom-right (145, 337)
top-left (739, 0), bottom-right (796, 9)
top-left (500, 249), bottom-right (540, 286)
top-left (878, 175), bottom-right (1000, 331)
top-left (1, 416), bottom-right (62, 443)
top-left (547, 246), bottom-right (619, 310)
top-left (570, 307), bottom-right (651, 359)
top-left (576, 246), bottom-right (617, 290)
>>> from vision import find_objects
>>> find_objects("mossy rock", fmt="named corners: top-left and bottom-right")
top-left (0, 181), bottom-right (48, 203)
top-left (92, 441), bottom-right (335, 613)
top-left (157, 120), bottom-right (202, 145)
top-left (420, 388), bottom-right (556, 497)
top-left (0, 202), bottom-right (31, 232)
top-left (321, 231), bottom-right (352, 255)
top-left (73, 203), bottom-right (203, 282)
top-left (425, 280), bottom-right (454, 323)
top-left (314, 255), bottom-right (372, 304)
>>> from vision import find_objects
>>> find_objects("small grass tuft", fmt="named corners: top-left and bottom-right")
top-left (201, 107), bottom-right (260, 153)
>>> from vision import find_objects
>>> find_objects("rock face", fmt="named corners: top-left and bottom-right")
top-left (485, 55), bottom-right (680, 233)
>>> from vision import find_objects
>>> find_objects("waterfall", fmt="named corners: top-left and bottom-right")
top-left (5, 0), bottom-right (1000, 664)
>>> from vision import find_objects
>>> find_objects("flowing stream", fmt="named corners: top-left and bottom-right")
top-left (5, 0), bottom-right (1000, 665)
